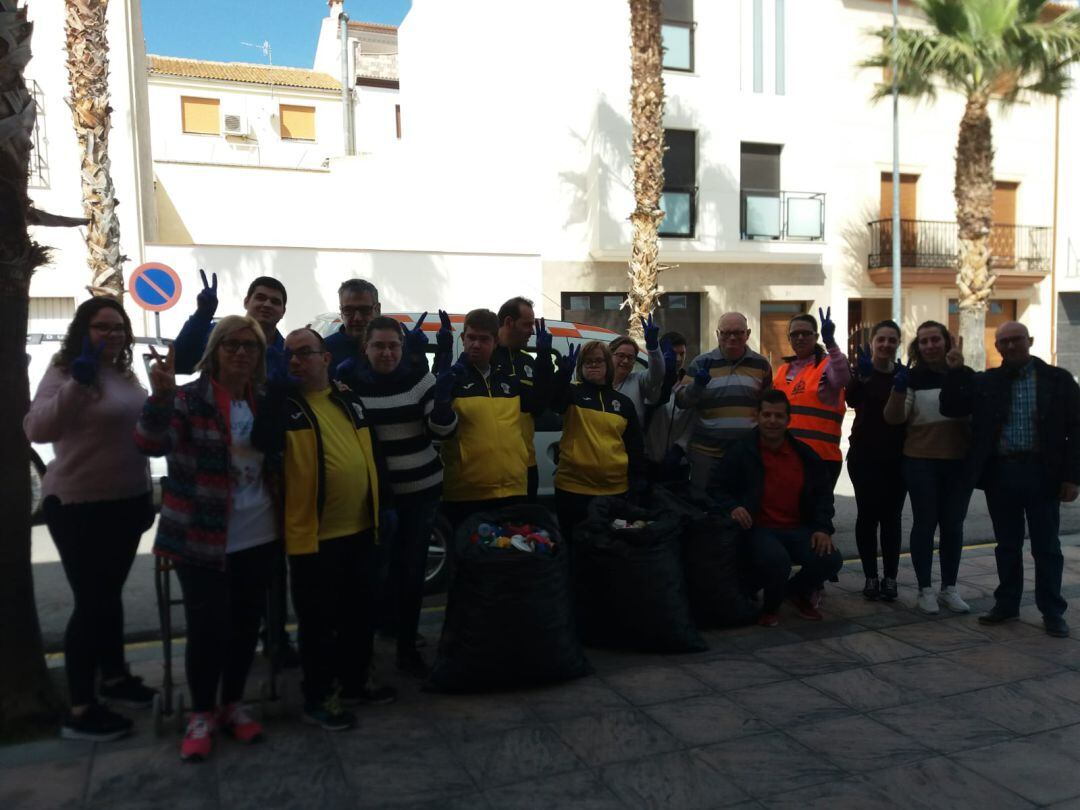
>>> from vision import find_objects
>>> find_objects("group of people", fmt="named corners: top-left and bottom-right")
top-left (25, 271), bottom-right (1079, 763)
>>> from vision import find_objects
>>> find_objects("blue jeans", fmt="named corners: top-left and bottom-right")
top-left (903, 457), bottom-right (972, 589)
top-left (986, 460), bottom-right (1067, 619)
top-left (749, 527), bottom-right (844, 612)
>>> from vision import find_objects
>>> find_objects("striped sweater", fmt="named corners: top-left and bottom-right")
top-left (883, 366), bottom-right (971, 460)
top-left (676, 347), bottom-right (773, 457)
top-left (348, 364), bottom-right (458, 500)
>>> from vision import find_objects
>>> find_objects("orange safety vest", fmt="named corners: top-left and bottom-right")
top-left (773, 355), bottom-right (846, 462)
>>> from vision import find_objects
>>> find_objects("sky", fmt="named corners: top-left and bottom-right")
top-left (141, 0), bottom-right (411, 67)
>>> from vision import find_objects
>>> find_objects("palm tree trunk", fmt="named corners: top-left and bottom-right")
top-left (626, 0), bottom-right (666, 341)
top-left (65, 0), bottom-right (125, 298)
top-left (954, 94), bottom-right (996, 370)
top-left (0, 0), bottom-right (63, 734)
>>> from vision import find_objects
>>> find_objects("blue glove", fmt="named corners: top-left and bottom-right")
top-left (641, 313), bottom-right (660, 351)
top-left (661, 339), bottom-right (677, 377)
top-left (71, 337), bottom-right (105, 386)
top-left (818, 306), bottom-right (836, 347)
top-left (534, 318), bottom-right (552, 354)
top-left (196, 268), bottom-right (218, 319)
top-left (557, 342), bottom-right (580, 379)
top-left (856, 344), bottom-right (873, 379)
top-left (335, 356), bottom-right (359, 382)
top-left (405, 312), bottom-right (429, 355)
top-left (436, 310), bottom-right (454, 355)
top-left (693, 365), bottom-right (711, 388)
top-left (892, 358), bottom-right (912, 393)
top-left (433, 363), bottom-right (462, 404)
top-left (379, 508), bottom-right (399, 544)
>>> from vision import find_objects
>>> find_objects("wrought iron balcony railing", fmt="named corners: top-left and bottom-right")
top-left (867, 219), bottom-right (1051, 274)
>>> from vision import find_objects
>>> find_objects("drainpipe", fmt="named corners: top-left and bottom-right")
top-left (890, 0), bottom-right (901, 327)
top-left (340, 12), bottom-right (355, 156)
top-left (1050, 95), bottom-right (1061, 365)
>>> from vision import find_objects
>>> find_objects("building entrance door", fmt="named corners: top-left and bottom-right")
top-left (760, 301), bottom-right (807, 368)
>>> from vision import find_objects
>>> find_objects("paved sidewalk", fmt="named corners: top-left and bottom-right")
top-left (6, 544), bottom-right (1080, 809)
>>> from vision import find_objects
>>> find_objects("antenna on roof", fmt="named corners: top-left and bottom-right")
top-left (240, 39), bottom-right (275, 96)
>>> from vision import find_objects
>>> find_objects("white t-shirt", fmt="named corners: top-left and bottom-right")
top-left (226, 399), bottom-right (277, 553)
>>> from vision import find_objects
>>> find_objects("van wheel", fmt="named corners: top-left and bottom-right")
top-left (423, 516), bottom-right (453, 595)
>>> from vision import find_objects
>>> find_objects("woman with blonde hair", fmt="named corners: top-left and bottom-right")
top-left (609, 313), bottom-right (666, 427)
top-left (137, 315), bottom-right (279, 762)
top-left (552, 340), bottom-right (646, 541)
top-left (25, 297), bottom-right (156, 741)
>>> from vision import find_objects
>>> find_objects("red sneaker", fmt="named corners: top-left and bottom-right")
top-left (809, 587), bottom-right (824, 610)
top-left (218, 703), bottom-right (265, 744)
top-left (789, 594), bottom-right (824, 621)
top-left (758, 612), bottom-right (780, 627)
top-left (180, 712), bottom-right (214, 762)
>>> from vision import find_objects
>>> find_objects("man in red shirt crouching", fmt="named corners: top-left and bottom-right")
top-left (708, 389), bottom-right (841, 626)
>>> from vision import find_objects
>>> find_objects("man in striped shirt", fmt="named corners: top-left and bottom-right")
top-left (676, 312), bottom-right (773, 499)
top-left (348, 316), bottom-right (458, 677)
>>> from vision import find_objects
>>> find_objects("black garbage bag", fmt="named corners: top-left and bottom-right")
top-left (574, 494), bottom-right (706, 653)
top-left (682, 513), bottom-right (761, 627)
top-left (427, 505), bottom-right (591, 692)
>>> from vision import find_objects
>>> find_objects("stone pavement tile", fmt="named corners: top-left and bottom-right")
top-left (458, 725), bottom-right (581, 789)
top-left (785, 714), bottom-right (934, 772)
top-left (880, 619), bottom-right (992, 653)
top-left (695, 731), bottom-right (843, 798)
top-left (483, 770), bottom-right (625, 810)
top-left (1047, 800), bottom-right (1080, 810)
top-left (819, 629), bottom-right (926, 665)
top-left (726, 627), bottom-right (806, 652)
top-left (642, 694), bottom-right (769, 745)
top-left (727, 680), bottom-right (852, 727)
top-left (0, 736), bottom-right (92, 768)
top-left (341, 740), bottom-right (477, 808)
top-left (813, 592), bottom-right (900, 620)
top-left (861, 755), bottom-right (1034, 809)
top-left (854, 609), bottom-right (930, 630)
top-left (87, 798), bottom-right (217, 810)
top-left (763, 777), bottom-right (896, 809)
top-left (0, 756), bottom-right (87, 810)
top-left (86, 741), bottom-right (218, 806)
top-left (426, 693), bottom-right (537, 741)
top-left (551, 708), bottom-right (679, 767)
top-left (946, 679), bottom-right (1080, 734)
top-left (333, 703), bottom-right (442, 759)
top-left (1008, 636), bottom-right (1080, 669)
top-left (953, 737), bottom-right (1080, 806)
top-left (939, 643), bottom-right (1063, 685)
top-left (869, 697), bottom-right (1015, 754)
top-left (600, 750), bottom-right (750, 809)
top-left (219, 760), bottom-right (353, 810)
top-left (601, 665), bottom-right (711, 706)
top-left (1028, 722), bottom-right (1080, 755)
top-left (801, 666), bottom-right (911, 712)
top-left (390, 795), bottom-right (492, 810)
top-left (869, 655), bottom-right (996, 699)
top-left (681, 656), bottom-right (789, 693)
top-left (753, 639), bottom-right (864, 676)
top-left (1029, 669), bottom-right (1080, 707)
top-left (215, 725), bottom-right (337, 787)
top-left (522, 677), bottom-right (629, 722)
top-left (783, 619), bottom-right (866, 642)
top-left (962, 614), bottom-right (1042, 641)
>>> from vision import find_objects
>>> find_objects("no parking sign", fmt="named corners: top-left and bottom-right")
top-left (129, 263), bottom-right (182, 312)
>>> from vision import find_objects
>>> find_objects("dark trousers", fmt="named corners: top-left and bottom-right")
top-left (848, 453), bottom-right (906, 580)
top-left (176, 541), bottom-right (278, 712)
top-left (289, 531), bottom-right (375, 705)
top-left (44, 493), bottom-right (150, 707)
top-left (986, 460), bottom-right (1067, 619)
top-left (822, 460), bottom-right (843, 492)
top-left (442, 496), bottom-right (525, 533)
top-left (527, 465), bottom-right (539, 502)
top-left (750, 527), bottom-right (844, 612)
top-left (376, 498), bottom-right (440, 658)
top-left (903, 457), bottom-right (971, 589)
top-left (555, 488), bottom-right (597, 547)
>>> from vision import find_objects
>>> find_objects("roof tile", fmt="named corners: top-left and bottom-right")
top-left (147, 55), bottom-right (341, 91)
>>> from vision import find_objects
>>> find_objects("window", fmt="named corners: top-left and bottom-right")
top-left (741, 143), bottom-right (782, 239)
top-left (774, 0), bottom-right (785, 94)
top-left (746, 0), bottom-right (786, 95)
top-left (395, 104), bottom-right (402, 139)
top-left (662, 0), bottom-right (694, 72)
top-left (660, 129), bottom-right (696, 238)
top-left (279, 104), bottom-right (316, 141)
top-left (29, 80), bottom-right (48, 188)
top-left (181, 96), bottom-right (220, 135)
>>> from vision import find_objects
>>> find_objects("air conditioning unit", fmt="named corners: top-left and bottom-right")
top-left (222, 112), bottom-right (248, 136)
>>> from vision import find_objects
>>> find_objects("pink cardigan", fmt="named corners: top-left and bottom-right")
top-left (25, 364), bottom-right (151, 505)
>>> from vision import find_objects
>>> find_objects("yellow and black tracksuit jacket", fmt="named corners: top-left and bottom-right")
top-left (552, 380), bottom-right (646, 496)
top-left (281, 382), bottom-right (385, 555)
top-left (441, 356), bottom-right (551, 502)
top-left (492, 345), bottom-right (551, 469)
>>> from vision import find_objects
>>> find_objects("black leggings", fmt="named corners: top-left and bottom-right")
top-left (176, 541), bottom-right (278, 712)
top-left (848, 453), bottom-right (906, 580)
top-left (44, 493), bottom-right (151, 707)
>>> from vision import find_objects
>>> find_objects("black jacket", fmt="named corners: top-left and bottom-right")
top-left (939, 357), bottom-right (1080, 496)
top-left (706, 428), bottom-right (835, 535)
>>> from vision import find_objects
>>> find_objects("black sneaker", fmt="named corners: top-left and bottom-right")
top-left (978, 606), bottom-right (1021, 625)
top-left (396, 651), bottom-right (431, 679)
top-left (863, 577), bottom-right (880, 601)
top-left (302, 695), bottom-right (356, 732)
top-left (342, 684), bottom-right (398, 707)
top-left (1045, 615), bottom-right (1070, 638)
top-left (60, 703), bottom-right (133, 742)
top-left (880, 577), bottom-right (898, 602)
top-left (99, 674), bottom-right (157, 709)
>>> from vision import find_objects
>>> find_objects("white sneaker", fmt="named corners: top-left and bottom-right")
top-left (917, 587), bottom-right (940, 615)
top-left (938, 586), bottom-right (970, 614)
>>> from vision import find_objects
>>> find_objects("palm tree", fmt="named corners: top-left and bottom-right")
top-left (862, 0), bottom-right (1080, 369)
top-left (626, 0), bottom-right (668, 341)
top-left (65, 0), bottom-right (125, 298)
top-left (0, 0), bottom-right (64, 733)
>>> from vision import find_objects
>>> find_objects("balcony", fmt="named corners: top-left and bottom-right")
top-left (740, 190), bottom-right (826, 242)
top-left (867, 219), bottom-right (1051, 287)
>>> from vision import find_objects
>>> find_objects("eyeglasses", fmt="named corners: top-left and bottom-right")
top-left (613, 353), bottom-right (637, 363)
top-left (220, 340), bottom-right (260, 355)
top-left (291, 348), bottom-right (325, 359)
top-left (719, 330), bottom-right (747, 339)
top-left (582, 358), bottom-right (607, 367)
top-left (89, 323), bottom-right (126, 335)
top-left (341, 306), bottom-right (375, 318)
top-left (788, 330), bottom-right (816, 340)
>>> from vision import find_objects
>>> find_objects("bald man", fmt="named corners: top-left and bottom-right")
top-left (940, 321), bottom-right (1080, 638)
top-left (677, 312), bottom-right (773, 498)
